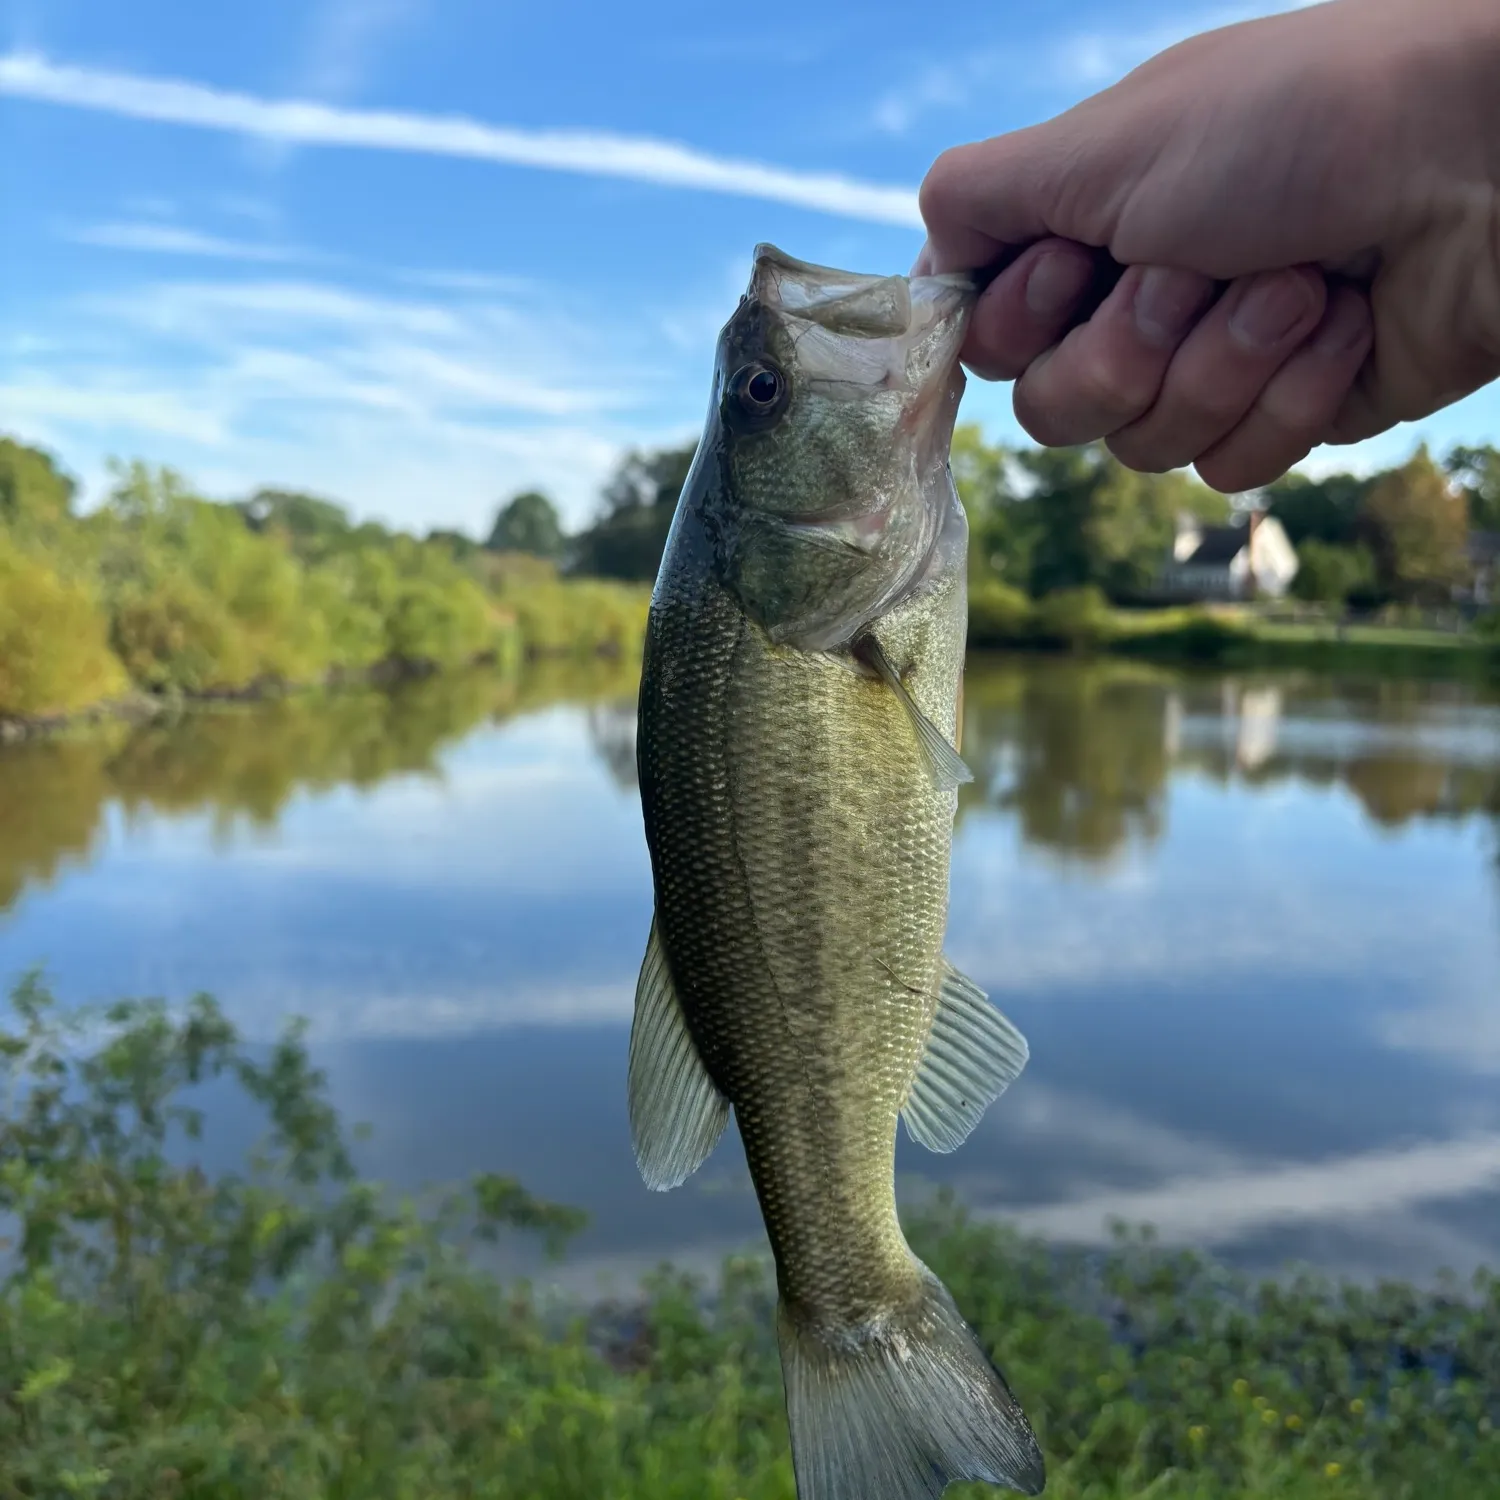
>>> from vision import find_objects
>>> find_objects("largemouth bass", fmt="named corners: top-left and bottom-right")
top-left (629, 244), bottom-right (1044, 1500)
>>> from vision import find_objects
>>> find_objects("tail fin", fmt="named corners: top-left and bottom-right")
top-left (776, 1268), bottom-right (1045, 1499)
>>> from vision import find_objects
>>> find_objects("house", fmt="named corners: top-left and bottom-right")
top-left (1156, 509), bottom-right (1299, 601)
top-left (1466, 530), bottom-right (1499, 608)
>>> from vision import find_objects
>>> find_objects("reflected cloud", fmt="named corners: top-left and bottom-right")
top-left (999, 1133), bottom-right (1500, 1249)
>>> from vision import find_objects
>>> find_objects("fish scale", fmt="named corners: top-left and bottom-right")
top-left (629, 244), bottom-right (1046, 1499)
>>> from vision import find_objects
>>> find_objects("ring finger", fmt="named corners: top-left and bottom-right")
top-left (1106, 266), bottom-right (1327, 475)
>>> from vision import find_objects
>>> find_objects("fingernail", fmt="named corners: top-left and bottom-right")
top-left (1230, 271), bottom-right (1319, 349)
top-left (1314, 293), bottom-right (1372, 357)
top-left (1133, 266), bottom-right (1211, 345)
top-left (1025, 249), bottom-right (1093, 317)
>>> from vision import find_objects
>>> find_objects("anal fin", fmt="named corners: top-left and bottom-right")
top-left (627, 916), bottom-right (730, 1191)
top-left (902, 960), bottom-right (1029, 1154)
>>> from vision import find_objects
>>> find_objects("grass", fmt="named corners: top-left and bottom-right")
top-left (1, 977), bottom-right (1495, 1498)
top-left (969, 584), bottom-right (1500, 681)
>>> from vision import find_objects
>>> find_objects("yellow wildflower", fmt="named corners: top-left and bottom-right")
top-left (1325, 1462), bottom-right (1343, 1477)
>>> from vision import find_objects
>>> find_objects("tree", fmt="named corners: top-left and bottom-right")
top-left (1261, 470), bottom-right (1373, 547)
top-left (427, 527), bottom-right (480, 562)
top-left (1291, 540), bottom-right (1377, 604)
top-left (239, 488), bottom-right (354, 561)
top-left (486, 490), bottom-right (564, 559)
top-left (0, 437), bottom-right (76, 529)
top-left (1445, 444), bottom-right (1500, 531)
top-left (1359, 446), bottom-right (1470, 601)
top-left (568, 443), bottom-right (696, 581)
top-left (1011, 443), bottom-right (1226, 600)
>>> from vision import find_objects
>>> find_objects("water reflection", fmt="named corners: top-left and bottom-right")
top-left (0, 659), bottom-right (640, 916)
top-left (1, 654), bottom-right (1498, 1288)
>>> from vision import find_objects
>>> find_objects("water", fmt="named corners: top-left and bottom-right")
top-left (2, 656), bottom-right (1498, 1291)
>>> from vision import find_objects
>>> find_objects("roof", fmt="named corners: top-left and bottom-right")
top-left (1468, 530), bottom-right (1500, 563)
top-left (1178, 524), bottom-right (1249, 567)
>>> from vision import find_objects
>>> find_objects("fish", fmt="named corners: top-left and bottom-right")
top-left (629, 243), bottom-right (1045, 1500)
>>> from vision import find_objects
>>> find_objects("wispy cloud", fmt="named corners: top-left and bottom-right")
top-left (1003, 1133), bottom-right (1500, 1248)
top-left (296, 0), bottom-right (423, 100)
top-left (868, 0), bottom-right (1325, 137)
top-left (65, 221), bottom-right (306, 262)
top-left (2, 266), bottom-right (703, 530)
top-left (0, 51), bottom-right (922, 227)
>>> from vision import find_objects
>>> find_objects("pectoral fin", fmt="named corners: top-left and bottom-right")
top-left (855, 634), bottom-right (973, 791)
top-left (901, 960), bottom-right (1029, 1153)
top-left (627, 916), bottom-right (730, 1191)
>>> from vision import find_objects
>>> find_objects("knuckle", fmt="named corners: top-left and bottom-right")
top-left (1067, 344), bottom-right (1159, 422)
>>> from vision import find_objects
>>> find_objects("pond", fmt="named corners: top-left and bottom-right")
top-left (1, 655), bottom-right (1497, 1291)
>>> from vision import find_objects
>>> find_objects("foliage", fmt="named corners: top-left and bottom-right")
top-left (1291, 542), bottom-right (1377, 606)
top-left (1445, 444), bottom-right (1500, 532)
top-left (0, 975), bottom-right (1494, 1498)
top-left (567, 443), bottom-right (695, 581)
top-left (0, 548), bottom-right (127, 718)
top-left (0, 438), bottom-right (81, 561)
top-left (1031, 585), bottom-right (1113, 648)
top-left (1262, 471), bottom-right (1374, 549)
top-left (0, 439), bottom-right (646, 718)
top-left (488, 490), bottom-right (565, 559)
top-left (1358, 448), bottom-right (1470, 602)
top-left (953, 428), bottom-right (1228, 602)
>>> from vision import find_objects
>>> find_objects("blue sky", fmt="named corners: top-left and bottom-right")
top-left (2, 0), bottom-right (1498, 535)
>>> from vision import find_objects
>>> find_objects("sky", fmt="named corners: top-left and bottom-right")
top-left (2, 0), bottom-right (1498, 536)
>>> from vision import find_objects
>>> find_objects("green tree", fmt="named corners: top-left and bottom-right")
top-left (1291, 540), bottom-right (1377, 605)
top-left (487, 490), bottom-right (564, 559)
top-left (1445, 444), bottom-right (1500, 531)
top-left (240, 488), bottom-right (354, 560)
top-left (950, 425), bottom-right (1037, 590)
top-left (569, 443), bottom-right (696, 581)
top-left (1014, 444), bottom-right (1226, 600)
top-left (1261, 470), bottom-right (1373, 547)
top-left (1359, 446), bottom-right (1470, 601)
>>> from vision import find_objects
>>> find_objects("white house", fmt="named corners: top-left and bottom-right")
top-left (1157, 510), bottom-right (1299, 601)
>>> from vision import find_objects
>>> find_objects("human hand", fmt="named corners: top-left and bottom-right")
top-left (915, 0), bottom-right (1500, 491)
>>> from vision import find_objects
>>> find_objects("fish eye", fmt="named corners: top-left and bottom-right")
top-left (725, 360), bottom-right (790, 430)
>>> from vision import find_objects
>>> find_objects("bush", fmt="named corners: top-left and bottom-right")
top-left (109, 575), bottom-right (259, 695)
top-left (1292, 541), bottom-right (1377, 605)
top-left (0, 547), bottom-right (127, 717)
top-left (967, 579), bottom-right (1034, 646)
top-left (1, 976), bottom-right (1497, 1499)
top-left (1030, 584), bottom-right (1112, 648)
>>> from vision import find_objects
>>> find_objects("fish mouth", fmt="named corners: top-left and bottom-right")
top-left (749, 243), bottom-right (976, 346)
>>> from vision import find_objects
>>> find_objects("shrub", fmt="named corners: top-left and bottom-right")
top-left (0, 547), bottom-right (127, 717)
top-left (1030, 584), bottom-right (1112, 648)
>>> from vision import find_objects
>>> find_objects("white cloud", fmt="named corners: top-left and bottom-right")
top-left (296, 0), bottom-right (423, 101)
top-left (1002, 1133), bottom-right (1500, 1247)
top-left (1, 263), bottom-right (709, 530)
top-left (869, 0), bottom-right (1325, 137)
top-left (66, 220), bottom-right (306, 262)
top-left (0, 51), bottom-right (922, 228)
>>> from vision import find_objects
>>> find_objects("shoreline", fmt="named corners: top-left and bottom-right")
top-left (0, 642), bottom-right (630, 746)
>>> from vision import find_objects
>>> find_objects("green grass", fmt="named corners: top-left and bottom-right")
top-left (1, 977), bottom-right (1495, 1498)
top-left (969, 586), bottom-right (1500, 681)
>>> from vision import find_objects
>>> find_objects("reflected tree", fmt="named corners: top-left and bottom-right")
top-left (958, 659), bottom-right (1173, 862)
top-left (0, 660), bottom-right (643, 915)
top-left (586, 701), bottom-right (640, 790)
